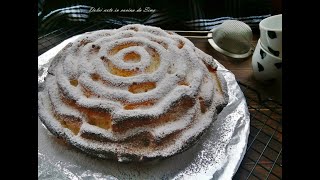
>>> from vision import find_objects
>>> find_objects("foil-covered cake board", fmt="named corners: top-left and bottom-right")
top-left (38, 35), bottom-right (250, 180)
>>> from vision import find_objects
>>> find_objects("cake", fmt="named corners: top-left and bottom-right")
top-left (38, 24), bottom-right (228, 162)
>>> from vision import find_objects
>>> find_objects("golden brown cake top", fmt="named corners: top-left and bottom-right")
top-left (38, 24), bottom-right (226, 160)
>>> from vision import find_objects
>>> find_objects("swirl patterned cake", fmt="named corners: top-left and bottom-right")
top-left (38, 24), bottom-right (228, 162)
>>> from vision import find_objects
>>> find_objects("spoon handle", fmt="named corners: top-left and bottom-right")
top-left (181, 36), bottom-right (211, 39)
top-left (169, 30), bottom-right (212, 33)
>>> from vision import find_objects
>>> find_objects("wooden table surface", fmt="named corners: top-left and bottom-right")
top-left (188, 34), bottom-right (282, 103)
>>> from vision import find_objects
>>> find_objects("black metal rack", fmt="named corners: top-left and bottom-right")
top-left (38, 21), bottom-right (113, 56)
top-left (234, 82), bottom-right (282, 180)
top-left (38, 25), bottom-right (282, 180)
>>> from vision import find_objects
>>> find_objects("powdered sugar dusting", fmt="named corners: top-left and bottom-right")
top-left (38, 24), bottom-right (227, 161)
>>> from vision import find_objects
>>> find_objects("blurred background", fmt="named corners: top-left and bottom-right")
top-left (38, 0), bottom-right (282, 37)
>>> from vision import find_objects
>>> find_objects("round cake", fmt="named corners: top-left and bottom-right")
top-left (38, 24), bottom-right (228, 162)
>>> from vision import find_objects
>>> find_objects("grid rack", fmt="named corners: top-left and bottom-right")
top-left (38, 24), bottom-right (282, 180)
top-left (234, 82), bottom-right (282, 180)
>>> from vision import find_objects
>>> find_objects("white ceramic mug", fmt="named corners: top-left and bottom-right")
top-left (252, 39), bottom-right (282, 81)
top-left (259, 14), bottom-right (282, 58)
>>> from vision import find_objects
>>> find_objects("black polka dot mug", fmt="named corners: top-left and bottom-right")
top-left (252, 39), bottom-right (282, 81)
top-left (259, 14), bottom-right (282, 58)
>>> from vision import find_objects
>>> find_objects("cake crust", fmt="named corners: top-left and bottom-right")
top-left (38, 24), bottom-right (228, 162)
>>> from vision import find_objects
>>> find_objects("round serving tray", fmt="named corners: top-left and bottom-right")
top-left (38, 34), bottom-right (250, 180)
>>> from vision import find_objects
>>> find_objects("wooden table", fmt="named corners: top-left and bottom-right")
top-left (188, 34), bottom-right (282, 104)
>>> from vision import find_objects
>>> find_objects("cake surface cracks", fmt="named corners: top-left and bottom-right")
top-left (38, 24), bottom-right (227, 161)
